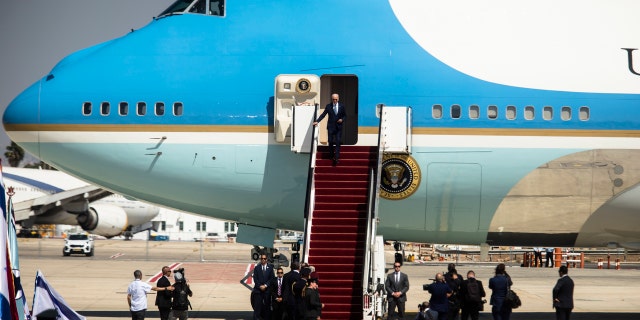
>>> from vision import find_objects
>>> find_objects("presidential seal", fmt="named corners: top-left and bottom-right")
top-left (296, 78), bottom-right (311, 93)
top-left (380, 154), bottom-right (420, 200)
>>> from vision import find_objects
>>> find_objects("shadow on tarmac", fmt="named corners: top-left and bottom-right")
top-left (80, 310), bottom-right (638, 320)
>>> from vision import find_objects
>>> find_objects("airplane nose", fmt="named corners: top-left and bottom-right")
top-left (3, 79), bottom-right (41, 154)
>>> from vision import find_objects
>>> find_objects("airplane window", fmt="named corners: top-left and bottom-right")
top-left (137, 102), bottom-right (146, 116)
top-left (209, 0), bottom-right (225, 16)
top-left (469, 105), bottom-right (479, 119)
top-left (159, 0), bottom-right (225, 16)
top-left (524, 106), bottom-right (535, 120)
top-left (119, 102), bottom-right (129, 116)
top-left (543, 106), bottom-right (553, 120)
top-left (487, 105), bottom-right (498, 119)
top-left (579, 106), bottom-right (590, 121)
top-left (189, 0), bottom-right (206, 14)
top-left (432, 104), bottom-right (443, 119)
top-left (159, 0), bottom-right (192, 16)
top-left (82, 102), bottom-right (92, 115)
top-left (101, 102), bottom-right (110, 116)
top-left (156, 102), bottom-right (165, 116)
top-left (506, 105), bottom-right (516, 120)
top-left (561, 106), bottom-right (572, 120)
top-left (451, 105), bottom-right (461, 119)
top-left (173, 102), bottom-right (184, 116)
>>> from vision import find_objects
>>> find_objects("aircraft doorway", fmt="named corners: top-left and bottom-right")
top-left (320, 75), bottom-right (358, 145)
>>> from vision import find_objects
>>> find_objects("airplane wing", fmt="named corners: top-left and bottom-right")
top-left (12, 185), bottom-right (112, 222)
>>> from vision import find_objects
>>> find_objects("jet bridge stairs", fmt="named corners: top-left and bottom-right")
top-left (301, 105), bottom-right (412, 320)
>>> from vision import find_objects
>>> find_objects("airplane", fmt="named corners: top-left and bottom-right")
top-left (3, 0), bottom-right (640, 250)
top-left (3, 167), bottom-right (159, 238)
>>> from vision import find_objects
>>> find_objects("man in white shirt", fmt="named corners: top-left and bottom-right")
top-left (127, 269), bottom-right (173, 320)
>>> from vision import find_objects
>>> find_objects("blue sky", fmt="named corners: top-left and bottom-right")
top-left (0, 0), bottom-right (173, 165)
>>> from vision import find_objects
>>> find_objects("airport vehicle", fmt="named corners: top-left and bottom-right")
top-left (4, 0), bottom-right (640, 250)
top-left (194, 232), bottom-right (226, 242)
top-left (4, 167), bottom-right (159, 238)
top-left (62, 233), bottom-right (94, 256)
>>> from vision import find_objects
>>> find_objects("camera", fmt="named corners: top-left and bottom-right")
top-left (422, 278), bottom-right (436, 291)
top-left (174, 268), bottom-right (186, 282)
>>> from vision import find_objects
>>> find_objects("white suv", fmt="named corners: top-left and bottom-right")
top-left (63, 233), bottom-right (95, 256)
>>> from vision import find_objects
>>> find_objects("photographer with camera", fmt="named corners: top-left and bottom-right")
top-left (170, 268), bottom-right (193, 320)
top-left (424, 273), bottom-right (452, 320)
top-left (444, 264), bottom-right (462, 320)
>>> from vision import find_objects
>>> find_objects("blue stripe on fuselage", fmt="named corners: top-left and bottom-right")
top-left (17, 0), bottom-right (640, 132)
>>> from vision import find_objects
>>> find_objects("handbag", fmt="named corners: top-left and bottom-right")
top-left (505, 287), bottom-right (521, 309)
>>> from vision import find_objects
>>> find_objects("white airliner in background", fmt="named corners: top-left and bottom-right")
top-left (4, 0), bottom-right (640, 249)
top-left (3, 167), bottom-right (159, 238)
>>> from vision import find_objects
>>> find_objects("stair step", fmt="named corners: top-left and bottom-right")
top-left (311, 224), bottom-right (366, 233)
top-left (311, 211), bottom-right (367, 219)
top-left (310, 232), bottom-right (364, 242)
top-left (311, 271), bottom-right (363, 280)
top-left (307, 240), bottom-right (365, 249)
top-left (306, 255), bottom-right (361, 264)
top-left (309, 218), bottom-right (366, 227)
top-left (315, 195), bottom-right (368, 204)
top-left (314, 187), bottom-right (368, 196)
top-left (314, 173), bottom-right (369, 181)
top-left (315, 167), bottom-right (371, 175)
top-left (308, 248), bottom-right (365, 257)
top-left (313, 203), bottom-right (367, 211)
top-left (320, 310), bottom-right (363, 320)
top-left (315, 180), bottom-right (368, 189)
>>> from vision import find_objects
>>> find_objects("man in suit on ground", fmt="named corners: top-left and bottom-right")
top-left (252, 254), bottom-right (275, 320)
top-left (282, 262), bottom-right (301, 320)
top-left (269, 267), bottom-right (286, 320)
top-left (552, 265), bottom-right (574, 320)
top-left (313, 93), bottom-right (347, 166)
top-left (155, 266), bottom-right (173, 320)
top-left (385, 262), bottom-right (410, 319)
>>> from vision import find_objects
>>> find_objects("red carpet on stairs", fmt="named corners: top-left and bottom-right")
top-left (307, 145), bottom-right (377, 319)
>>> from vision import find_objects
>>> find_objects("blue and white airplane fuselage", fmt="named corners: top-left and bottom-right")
top-left (5, 0), bottom-right (640, 248)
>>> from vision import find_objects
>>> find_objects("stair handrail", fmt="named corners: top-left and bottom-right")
top-left (362, 104), bottom-right (387, 319)
top-left (301, 103), bottom-right (320, 263)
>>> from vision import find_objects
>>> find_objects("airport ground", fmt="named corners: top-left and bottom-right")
top-left (17, 238), bottom-right (640, 320)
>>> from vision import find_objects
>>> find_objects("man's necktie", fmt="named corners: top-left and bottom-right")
top-left (334, 104), bottom-right (338, 114)
top-left (278, 278), bottom-right (282, 296)
top-left (395, 273), bottom-right (399, 284)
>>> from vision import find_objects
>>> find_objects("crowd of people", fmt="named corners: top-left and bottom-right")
top-left (413, 263), bottom-right (573, 320)
top-left (251, 254), bottom-right (323, 320)
top-left (126, 266), bottom-right (193, 320)
top-left (126, 257), bottom-right (574, 320)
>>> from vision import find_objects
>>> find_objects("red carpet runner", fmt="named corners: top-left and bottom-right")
top-left (307, 145), bottom-right (377, 319)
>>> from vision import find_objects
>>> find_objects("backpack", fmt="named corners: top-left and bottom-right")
top-left (465, 280), bottom-right (482, 303)
top-left (174, 282), bottom-right (190, 310)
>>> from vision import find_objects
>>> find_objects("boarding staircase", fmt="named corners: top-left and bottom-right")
top-left (301, 105), bottom-right (412, 319)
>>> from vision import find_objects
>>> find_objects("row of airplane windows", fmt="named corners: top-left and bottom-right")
top-left (82, 101), bottom-right (184, 117)
top-left (83, 101), bottom-right (591, 122)
top-left (433, 104), bottom-right (591, 121)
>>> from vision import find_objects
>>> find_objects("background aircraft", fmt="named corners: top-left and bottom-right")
top-left (4, 167), bottom-right (159, 238)
top-left (3, 0), bottom-right (640, 250)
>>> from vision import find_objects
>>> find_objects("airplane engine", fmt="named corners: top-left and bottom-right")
top-left (76, 204), bottom-right (128, 238)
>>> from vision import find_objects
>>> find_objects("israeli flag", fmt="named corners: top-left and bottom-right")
top-left (32, 271), bottom-right (85, 320)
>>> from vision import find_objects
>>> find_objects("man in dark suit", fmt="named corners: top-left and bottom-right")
top-left (252, 254), bottom-right (275, 320)
top-left (155, 266), bottom-right (173, 320)
top-left (282, 262), bottom-right (301, 320)
top-left (313, 93), bottom-right (347, 165)
top-left (385, 262), bottom-right (410, 319)
top-left (269, 267), bottom-right (286, 320)
top-left (553, 265), bottom-right (574, 320)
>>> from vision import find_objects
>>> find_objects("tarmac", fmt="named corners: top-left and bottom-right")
top-left (16, 238), bottom-right (640, 320)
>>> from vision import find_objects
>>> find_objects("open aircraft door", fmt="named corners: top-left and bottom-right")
top-left (274, 74), bottom-right (320, 153)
